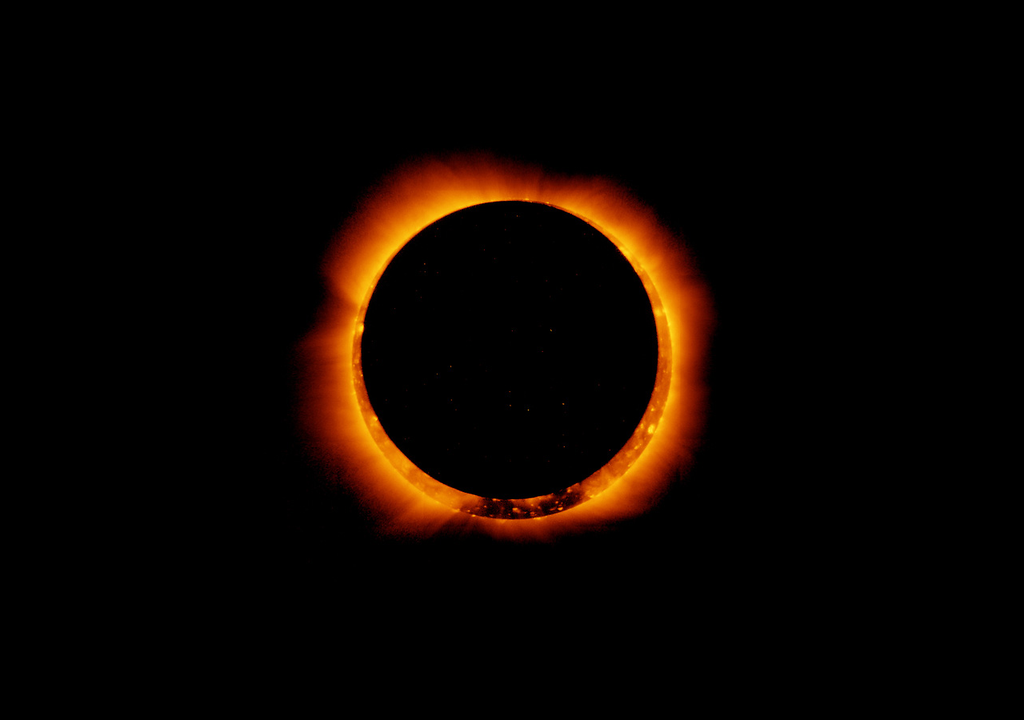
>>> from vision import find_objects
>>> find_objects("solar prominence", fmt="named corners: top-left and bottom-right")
top-left (298, 154), bottom-right (712, 539)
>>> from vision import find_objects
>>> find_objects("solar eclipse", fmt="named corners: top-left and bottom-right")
top-left (299, 155), bottom-right (712, 538)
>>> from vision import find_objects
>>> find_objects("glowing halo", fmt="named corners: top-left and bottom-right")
top-left (298, 154), bottom-right (713, 539)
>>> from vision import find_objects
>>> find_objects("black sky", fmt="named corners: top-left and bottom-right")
top-left (203, 75), bottom-right (848, 641)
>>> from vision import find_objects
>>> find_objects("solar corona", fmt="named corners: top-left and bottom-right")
top-left (299, 155), bottom-right (712, 539)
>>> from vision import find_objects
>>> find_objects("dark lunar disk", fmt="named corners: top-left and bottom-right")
top-left (360, 201), bottom-right (658, 499)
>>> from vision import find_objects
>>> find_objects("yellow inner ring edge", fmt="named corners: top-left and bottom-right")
top-left (351, 201), bottom-right (672, 520)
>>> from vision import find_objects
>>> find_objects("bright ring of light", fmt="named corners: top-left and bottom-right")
top-left (298, 153), bottom-right (712, 539)
top-left (352, 202), bottom-right (671, 519)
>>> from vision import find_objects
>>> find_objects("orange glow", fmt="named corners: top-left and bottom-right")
top-left (297, 153), bottom-right (713, 540)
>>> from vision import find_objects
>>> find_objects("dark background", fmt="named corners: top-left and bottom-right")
top-left (204, 67), bottom-right (854, 648)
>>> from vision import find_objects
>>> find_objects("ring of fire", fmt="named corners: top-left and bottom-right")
top-left (299, 154), bottom-right (712, 538)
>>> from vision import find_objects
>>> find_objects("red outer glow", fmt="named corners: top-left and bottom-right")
top-left (297, 153), bottom-right (713, 540)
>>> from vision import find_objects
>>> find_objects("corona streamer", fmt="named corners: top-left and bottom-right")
top-left (298, 154), bottom-right (713, 540)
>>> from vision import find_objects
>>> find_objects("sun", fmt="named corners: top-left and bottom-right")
top-left (297, 153), bottom-right (713, 540)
